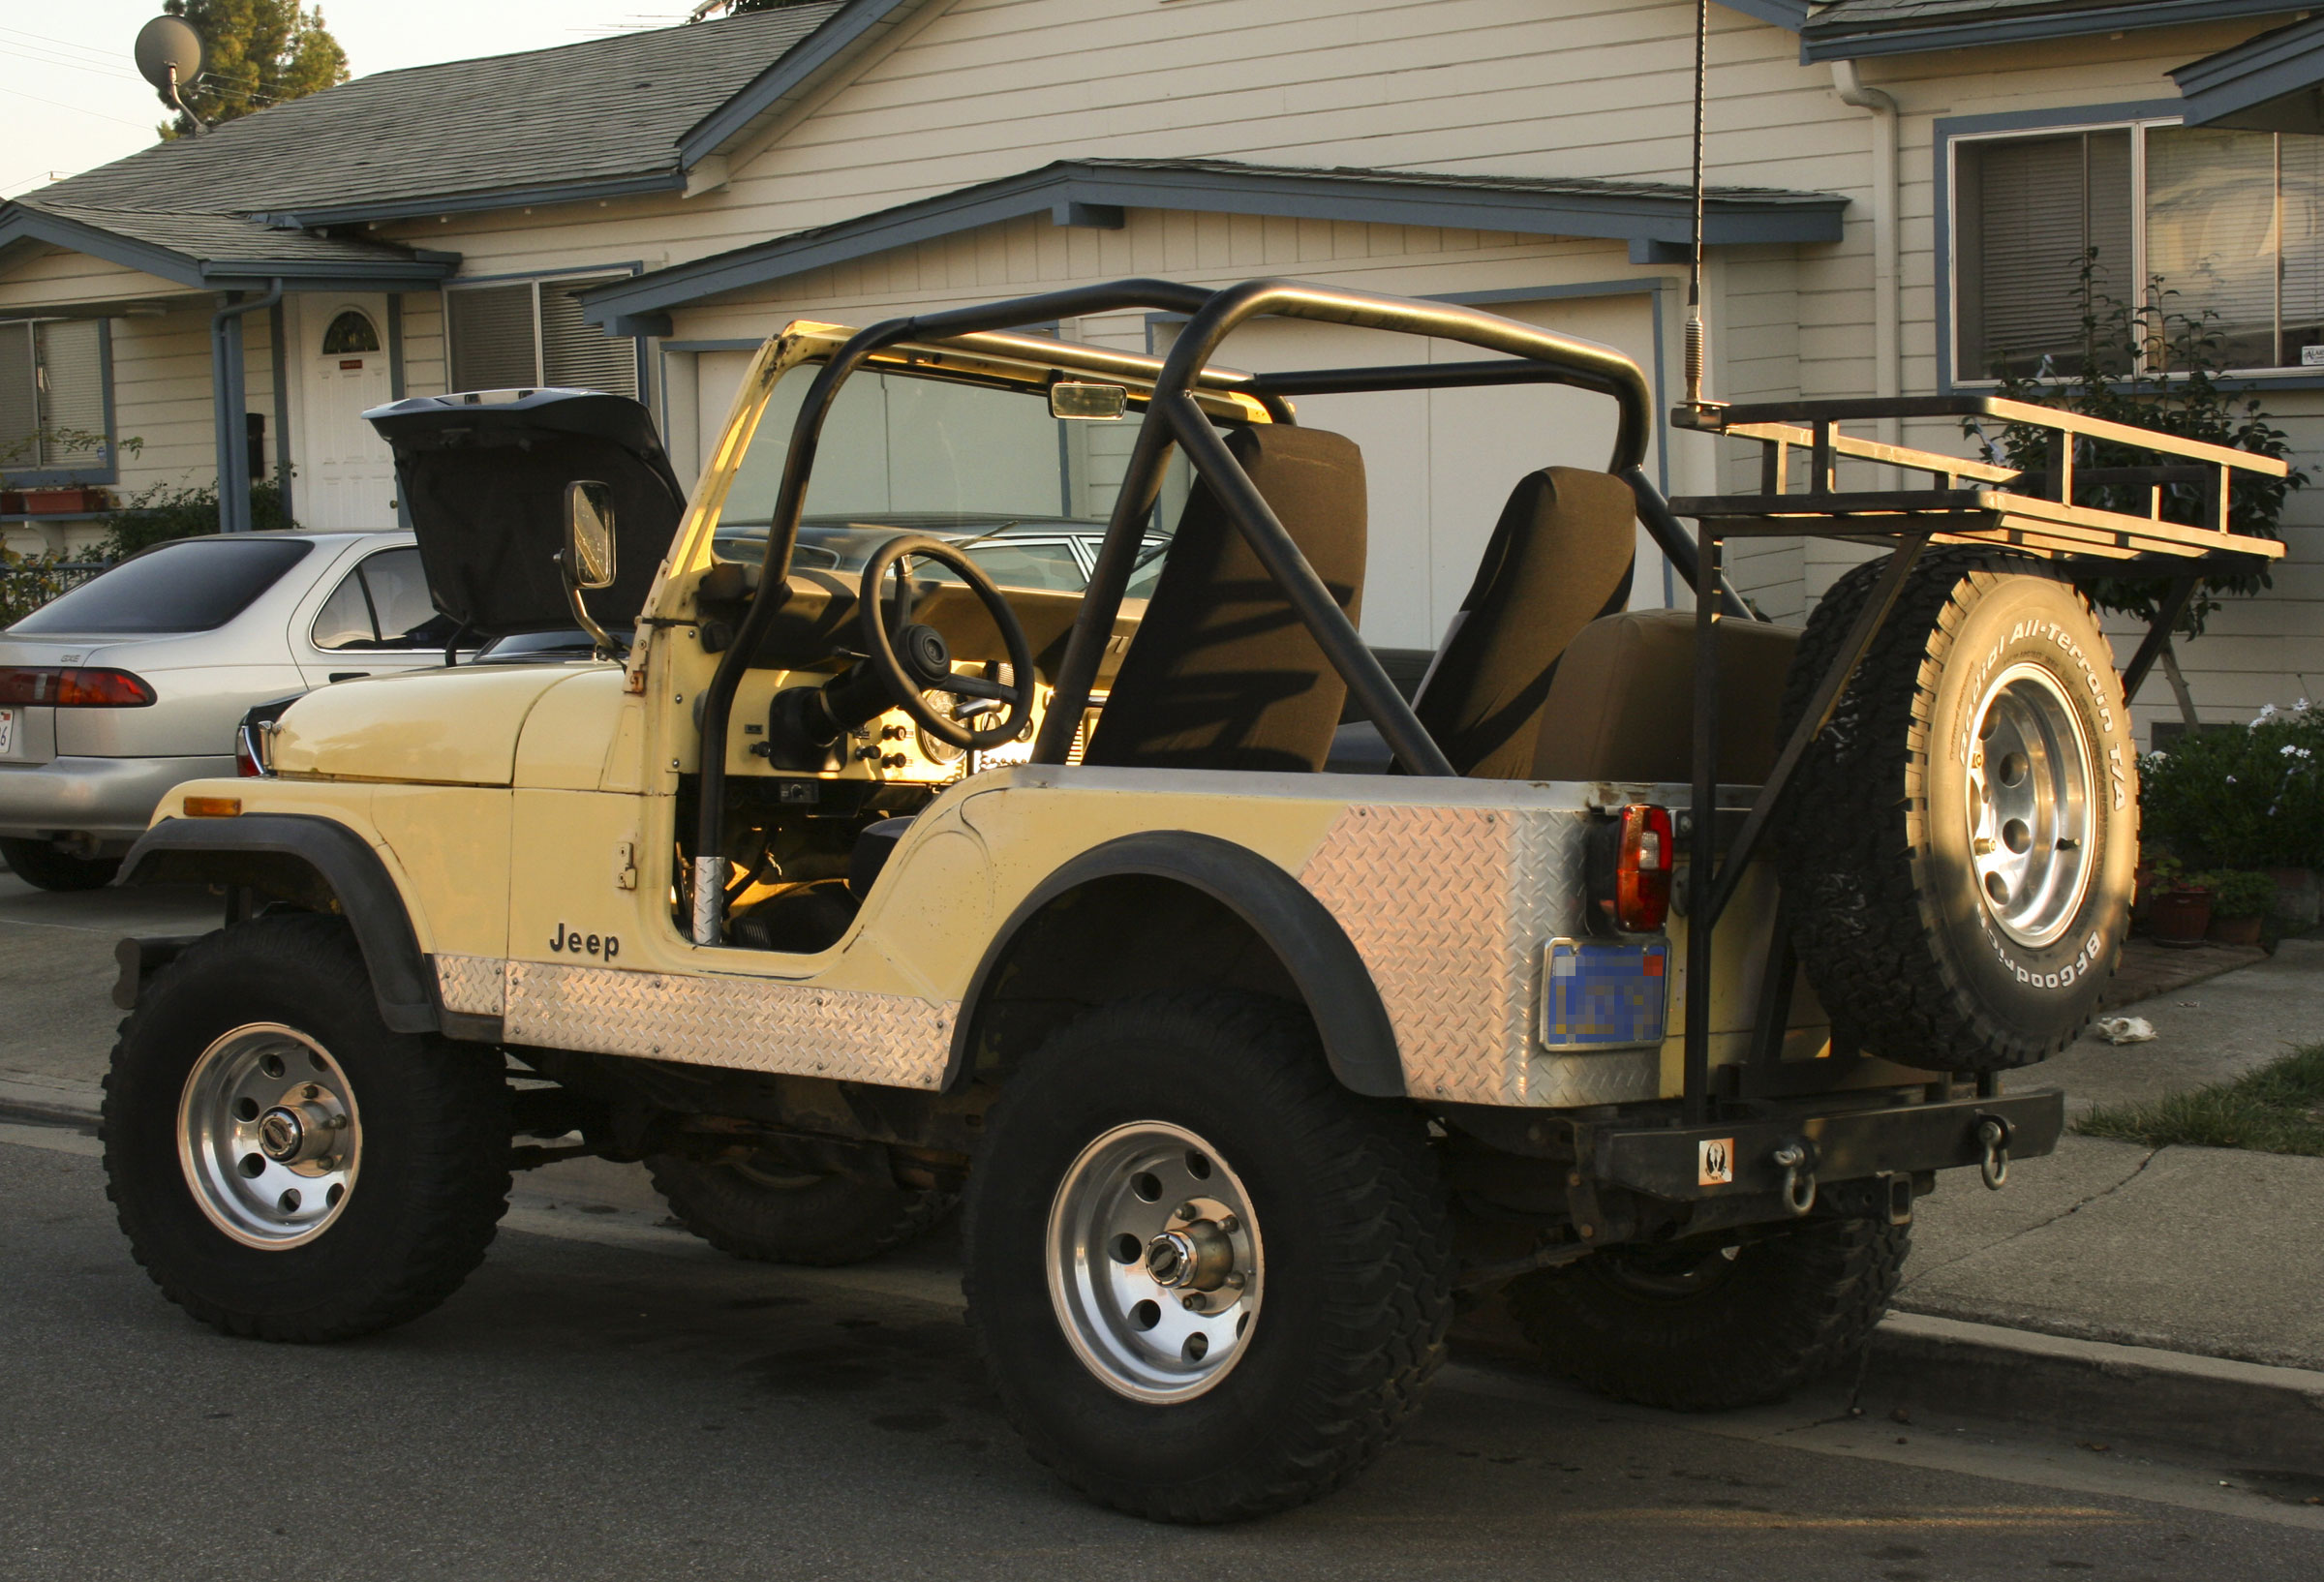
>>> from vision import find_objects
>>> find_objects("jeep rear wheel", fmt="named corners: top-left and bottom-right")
top-left (646, 1141), bottom-right (954, 1266)
top-left (103, 916), bottom-right (510, 1342)
top-left (1778, 552), bottom-right (2136, 1071)
top-left (1510, 1218), bottom-right (1910, 1411)
top-left (963, 991), bottom-right (1452, 1524)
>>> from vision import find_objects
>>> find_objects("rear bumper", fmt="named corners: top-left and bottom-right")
top-left (0, 755), bottom-right (233, 851)
top-left (1591, 1090), bottom-right (2065, 1201)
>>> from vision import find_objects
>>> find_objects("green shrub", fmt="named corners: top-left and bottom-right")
top-left (2140, 702), bottom-right (2324, 869)
top-left (2203, 868), bottom-right (2279, 920)
top-left (97, 470), bottom-right (297, 559)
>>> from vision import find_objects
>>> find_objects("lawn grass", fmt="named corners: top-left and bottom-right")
top-left (2077, 1044), bottom-right (2324, 1157)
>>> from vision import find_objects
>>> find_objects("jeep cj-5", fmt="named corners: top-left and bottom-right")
top-left (100, 276), bottom-right (2282, 1522)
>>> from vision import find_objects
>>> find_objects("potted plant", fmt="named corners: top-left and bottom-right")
top-left (2204, 869), bottom-right (2277, 947)
top-left (2145, 854), bottom-right (2214, 946)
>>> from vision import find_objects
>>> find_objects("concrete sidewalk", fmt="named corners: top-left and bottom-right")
top-left (6, 867), bottom-right (2322, 1459)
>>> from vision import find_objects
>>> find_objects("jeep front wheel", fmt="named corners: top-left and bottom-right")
top-left (103, 915), bottom-right (510, 1342)
top-left (963, 991), bottom-right (1452, 1524)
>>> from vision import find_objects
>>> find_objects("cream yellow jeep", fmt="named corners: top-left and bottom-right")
top-left (104, 277), bottom-right (2275, 1524)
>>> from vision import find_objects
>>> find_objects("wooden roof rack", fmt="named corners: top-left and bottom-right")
top-left (1669, 395), bottom-right (2287, 566)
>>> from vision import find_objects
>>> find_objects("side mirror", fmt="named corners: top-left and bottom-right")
top-left (564, 480), bottom-right (618, 590)
top-left (559, 480), bottom-right (622, 658)
top-left (1050, 381), bottom-right (1129, 421)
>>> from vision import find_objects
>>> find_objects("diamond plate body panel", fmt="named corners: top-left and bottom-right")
top-left (500, 959), bottom-right (956, 1089)
top-left (1299, 802), bottom-right (1658, 1109)
top-left (433, 954), bottom-right (506, 1018)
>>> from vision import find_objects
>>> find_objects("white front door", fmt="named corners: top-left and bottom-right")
top-left (295, 296), bottom-right (398, 530)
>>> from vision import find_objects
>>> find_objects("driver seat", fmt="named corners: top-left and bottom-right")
top-left (1084, 423), bottom-right (1367, 773)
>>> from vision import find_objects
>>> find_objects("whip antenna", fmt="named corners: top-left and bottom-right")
top-left (1684, 0), bottom-right (1711, 412)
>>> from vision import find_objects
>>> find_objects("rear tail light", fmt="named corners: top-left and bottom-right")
top-left (0, 666), bottom-right (157, 707)
top-left (1588, 803), bottom-right (1675, 934)
top-left (235, 735), bottom-right (263, 777)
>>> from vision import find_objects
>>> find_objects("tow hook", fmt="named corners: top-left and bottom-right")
top-left (1771, 1141), bottom-right (1817, 1216)
top-left (1975, 1115), bottom-right (2011, 1190)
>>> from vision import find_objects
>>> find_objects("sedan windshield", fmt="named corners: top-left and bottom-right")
top-left (9, 537), bottom-right (314, 635)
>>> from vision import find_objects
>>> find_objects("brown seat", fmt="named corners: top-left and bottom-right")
top-left (1084, 423), bottom-right (1366, 774)
top-left (1528, 609), bottom-right (1803, 783)
top-left (1411, 467), bottom-right (1636, 778)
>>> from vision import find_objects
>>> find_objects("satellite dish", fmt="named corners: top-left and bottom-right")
top-left (134, 15), bottom-right (202, 94)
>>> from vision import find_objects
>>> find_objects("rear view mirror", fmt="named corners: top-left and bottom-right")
top-left (1050, 382), bottom-right (1129, 421)
top-left (564, 480), bottom-right (618, 590)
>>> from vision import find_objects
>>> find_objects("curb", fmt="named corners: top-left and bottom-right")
top-left (1863, 1312), bottom-right (2324, 1470)
top-left (0, 1076), bottom-right (102, 1130)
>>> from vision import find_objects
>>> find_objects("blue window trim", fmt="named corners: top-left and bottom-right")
top-left (2, 316), bottom-right (120, 489)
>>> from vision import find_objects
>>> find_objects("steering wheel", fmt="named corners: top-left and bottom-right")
top-left (857, 534), bottom-right (1037, 753)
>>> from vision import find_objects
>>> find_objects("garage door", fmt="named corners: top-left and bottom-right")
top-left (1165, 293), bottom-right (1666, 651)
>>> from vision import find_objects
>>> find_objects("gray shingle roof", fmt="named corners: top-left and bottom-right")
top-left (32, 5), bottom-right (842, 221)
top-left (23, 202), bottom-right (425, 265)
top-left (1801, 0), bottom-right (2302, 58)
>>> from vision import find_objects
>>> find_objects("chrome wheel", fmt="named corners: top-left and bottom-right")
top-left (1047, 1122), bottom-right (1262, 1404)
top-left (177, 1022), bottom-right (360, 1250)
top-left (1966, 662), bottom-right (2095, 949)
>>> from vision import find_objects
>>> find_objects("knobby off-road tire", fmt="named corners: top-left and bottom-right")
top-left (963, 991), bottom-right (1452, 1524)
top-left (0, 837), bottom-right (119, 892)
top-left (646, 1141), bottom-right (955, 1266)
top-left (1777, 551), bottom-right (2136, 1071)
top-left (103, 915), bottom-right (510, 1342)
top-left (1510, 1218), bottom-right (1910, 1411)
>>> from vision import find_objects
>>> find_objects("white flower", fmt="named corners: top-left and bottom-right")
top-left (2227, 775), bottom-right (2239, 783)
top-left (2257, 703), bottom-right (2278, 721)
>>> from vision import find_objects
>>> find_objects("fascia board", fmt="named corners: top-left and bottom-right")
top-left (1803, 0), bottom-right (2301, 62)
top-left (262, 170), bottom-right (687, 229)
top-left (678, 0), bottom-right (943, 168)
top-left (0, 204), bottom-right (205, 289)
top-left (1716, 0), bottom-right (1810, 30)
top-left (581, 163), bottom-right (1845, 323)
top-left (2171, 15), bottom-right (2324, 128)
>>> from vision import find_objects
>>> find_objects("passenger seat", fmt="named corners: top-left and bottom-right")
top-left (1410, 468), bottom-right (1636, 778)
top-left (1527, 608), bottom-right (1803, 783)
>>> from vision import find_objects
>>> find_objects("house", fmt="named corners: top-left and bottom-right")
top-left (2, 0), bottom-right (2316, 744)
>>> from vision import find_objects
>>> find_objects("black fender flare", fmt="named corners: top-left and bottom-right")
top-left (119, 813), bottom-right (437, 1035)
top-left (945, 830), bottom-right (1404, 1097)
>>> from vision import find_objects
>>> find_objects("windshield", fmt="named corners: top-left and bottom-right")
top-left (719, 367), bottom-right (1139, 532)
top-left (9, 537), bottom-right (314, 636)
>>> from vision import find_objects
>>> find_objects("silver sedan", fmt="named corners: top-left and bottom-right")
top-left (0, 530), bottom-right (449, 890)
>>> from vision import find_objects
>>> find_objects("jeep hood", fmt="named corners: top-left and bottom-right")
top-left (271, 663), bottom-right (589, 786)
top-left (366, 387), bottom-right (685, 636)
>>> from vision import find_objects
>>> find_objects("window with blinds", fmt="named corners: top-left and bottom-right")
top-left (1956, 120), bottom-right (2324, 380)
top-left (444, 275), bottom-right (639, 398)
top-left (0, 319), bottom-right (111, 479)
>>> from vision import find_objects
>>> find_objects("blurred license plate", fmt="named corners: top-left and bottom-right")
top-left (1540, 937), bottom-right (1668, 1050)
top-left (0, 708), bottom-right (13, 755)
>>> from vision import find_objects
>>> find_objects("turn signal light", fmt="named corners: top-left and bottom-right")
top-left (1590, 803), bottom-right (1675, 934)
top-left (182, 796), bottom-right (242, 818)
top-left (0, 666), bottom-right (157, 707)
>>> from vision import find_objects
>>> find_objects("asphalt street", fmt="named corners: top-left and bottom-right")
top-left (4, 1120), bottom-right (2320, 1582)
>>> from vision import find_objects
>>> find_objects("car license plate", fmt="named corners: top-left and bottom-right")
top-left (1539, 936), bottom-right (1669, 1050)
top-left (0, 707), bottom-right (13, 756)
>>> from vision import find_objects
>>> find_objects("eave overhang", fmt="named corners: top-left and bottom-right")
top-left (1801, 0), bottom-right (2301, 63)
top-left (677, 0), bottom-right (942, 169)
top-left (2172, 15), bottom-right (2324, 135)
top-left (580, 158), bottom-right (1848, 328)
top-left (0, 203), bottom-right (460, 295)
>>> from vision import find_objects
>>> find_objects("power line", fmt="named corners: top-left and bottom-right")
top-left (0, 81), bottom-right (157, 132)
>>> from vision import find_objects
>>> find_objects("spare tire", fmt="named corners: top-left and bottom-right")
top-left (1777, 551), bottom-right (2135, 1071)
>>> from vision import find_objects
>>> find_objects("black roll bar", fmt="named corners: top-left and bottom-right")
top-left (692, 276), bottom-right (1687, 942)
